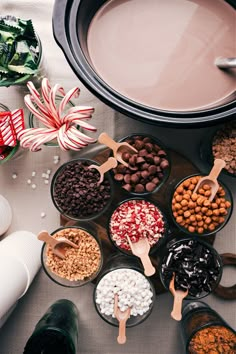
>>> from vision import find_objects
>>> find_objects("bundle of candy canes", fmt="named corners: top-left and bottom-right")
top-left (18, 78), bottom-right (97, 152)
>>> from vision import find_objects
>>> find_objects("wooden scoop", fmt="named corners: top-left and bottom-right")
top-left (126, 236), bottom-right (156, 277)
top-left (193, 158), bottom-right (226, 202)
top-left (37, 230), bottom-right (79, 259)
top-left (98, 132), bottom-right (137, 168)
top-left (114, 294), bottom-right (131, 344)
top-left (88, 157), bottom-right (117, 184)
top-left (169, 273), bottom-right (188, 321)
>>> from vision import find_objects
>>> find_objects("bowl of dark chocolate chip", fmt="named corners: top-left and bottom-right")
top-left (160, 238), bottom-right (223, 299)
top-left (112, 134), bottom-right (170, 195)
top-left (51, 158), bottom-right (113, 221)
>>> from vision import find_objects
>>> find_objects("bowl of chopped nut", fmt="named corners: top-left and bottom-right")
top-left (41, 226), bottom-right (103, 287)
top-left (170, 173), bottom-right (233, 237)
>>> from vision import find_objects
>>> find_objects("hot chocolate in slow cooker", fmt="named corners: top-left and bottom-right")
top-left (53, 0), bottom-right (236, 127)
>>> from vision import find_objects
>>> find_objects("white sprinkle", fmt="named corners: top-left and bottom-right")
top-left (27, 179), bottom-right (32, 184)
top-left (32, 171), bottom-right (36, 177)
top-left (31, 184), bottom-right (36, 189)
top-left (47, 169), bottom-right (51, 175)
top-left (53, 155), bottom-right (59, 160)
top-left (40, 212), bottom-right (46, 218)
top-left (54, 160), bottom-right (59, 164)
top-left (45, 174), bottom-right (50, 179)
top-left (12, 173), bottom-right (17, 179)
top-left (44, 180), bottom-right (49, 184)
top-left (42, 173), bottom-right (47, 178)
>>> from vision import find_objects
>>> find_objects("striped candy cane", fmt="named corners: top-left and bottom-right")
top-left (20, 78), bottom-right (97, 152)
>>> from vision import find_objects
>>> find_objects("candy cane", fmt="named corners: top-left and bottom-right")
top-left (27, 82), bottom-right (56, 123)
top-left (65, 117), bottom-right (97, 131)
top-left (66, 127), bottom-right (88, 147)
top-left (69, 126), bottom-right (97, 143)
top-left (61, 112), bottom-right (92, 124)
top-left (62, 129), bottom-right (83, 151)
top-left (21, 78), bottom-right (97, 152)
top-left (68, 106), bottom-right (94, 115)
top-left (58, 87), bottom-right (80, 118)
top-left (20, 129), bottom-right (57, 151)
top-left (49, 84), bottom-right (65, 126)
top-left (24, 95), bottom-right (55, 129)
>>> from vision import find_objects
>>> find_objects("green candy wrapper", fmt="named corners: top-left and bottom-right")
top-left (0, 16), bottom-right (40, 86)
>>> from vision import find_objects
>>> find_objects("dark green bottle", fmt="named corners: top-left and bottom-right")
top-left (23, 299), bottom-right (79, 354)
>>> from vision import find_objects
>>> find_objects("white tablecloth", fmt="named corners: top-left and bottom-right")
top-left (0, 1), bottom-right (235, 353)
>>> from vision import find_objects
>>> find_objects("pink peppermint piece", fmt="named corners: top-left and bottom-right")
top-left (109, 199), bottom-right (165, 251)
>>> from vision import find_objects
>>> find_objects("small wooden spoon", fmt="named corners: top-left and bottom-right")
top-left (114, 294), bottom-right (131, 344)
top-left (98, 132), bottom-right (137, 168)
top-left (126, 236), bottom-right (156, 277)
top-left (193, 158), bottom-right (226, 201)
top-left (37, 230), bottom-right (79, 259)
top-left (88, 157), bottom-right (117, 184)
top-left (169, 273), bottom-right (188, 321)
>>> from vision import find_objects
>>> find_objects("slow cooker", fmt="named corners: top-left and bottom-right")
top-left (52, 0), bottom-right (236, 127)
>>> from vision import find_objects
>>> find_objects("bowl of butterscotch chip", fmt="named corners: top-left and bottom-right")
top-left (41, 226), bottom-right (103, 287)
top-left (170, 174), bottom-right (233, 237)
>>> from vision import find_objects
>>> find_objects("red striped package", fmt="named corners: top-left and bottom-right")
top-left (11, 109), bottom-right (25, 138)
top-left (0, 109), bottom-right (25, 147)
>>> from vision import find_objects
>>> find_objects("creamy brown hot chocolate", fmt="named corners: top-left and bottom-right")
top-left (87, 0), bottom-right (236, 111)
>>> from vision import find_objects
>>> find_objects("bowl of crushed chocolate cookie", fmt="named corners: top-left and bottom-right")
top-left (200, 121), bottom-right (236, 178)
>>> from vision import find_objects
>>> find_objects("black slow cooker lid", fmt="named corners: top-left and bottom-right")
top-left (52, 0), bottom-right (236, 127)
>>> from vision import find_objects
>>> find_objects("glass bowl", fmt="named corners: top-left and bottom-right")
top-left (199, 121), bottom-right (236, 178)
top-left (0, 34), bottom-right (43, 87)
top-left (0, 143), bottom-right (19, 165)
top-left (93, 254), bottom-right (155, 327)
top-left (159, 237), bottom-right (223, 300)
top-left (0, 103), bottom-right (19, 165)
top-left (107, 197), bottom-right (169, 256)
top-left (111, 133), bottom-right (171, 196)
top-left (41, 226), bottom-right (103, 287)
top-left (181, 301), bottom-right (236, 353)
top-left (50, 158), bottom-right (114, 221)
top-left (170, 173), bottom-right (233, 237)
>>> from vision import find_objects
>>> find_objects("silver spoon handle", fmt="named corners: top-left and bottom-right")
top-left (215, 57), bottom-right (236, 69)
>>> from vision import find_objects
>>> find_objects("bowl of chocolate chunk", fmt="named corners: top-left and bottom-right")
top-left (51, 158), bottom-right (113, 221)
top-left (170, 174), bottom-right (233, 237)
top-left (41, 226), bottom-right (103, 287)
top-left (112, 134), bottom-right (170, 195)
top-left (160, 238), bottom-right (223, 299)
